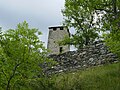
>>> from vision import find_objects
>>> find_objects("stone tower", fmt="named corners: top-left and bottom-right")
top-left (0, 27), bottom-right (1, 30)
top-left (47, 26), bottom-right (70, 55)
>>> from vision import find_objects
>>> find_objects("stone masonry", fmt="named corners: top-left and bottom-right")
top-left (47, 26), bottom-right (70, 55)
top-left (45, 41), bottom-right (119, 75)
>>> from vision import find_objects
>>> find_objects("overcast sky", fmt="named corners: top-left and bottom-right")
top-left (0, 0), bottom-right (65, 47)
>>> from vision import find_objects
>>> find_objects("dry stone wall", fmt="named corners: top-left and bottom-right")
top-left (45, 41), bottom-right (119, 75)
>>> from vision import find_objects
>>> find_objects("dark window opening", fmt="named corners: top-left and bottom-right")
top-left (60, 27), bottom-right (63, 30)
top-left (53, 27), bottom-right (56, 31)
top-left (59, 47), bottom-right (63, 53)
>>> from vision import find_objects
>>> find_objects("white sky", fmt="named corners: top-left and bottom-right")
top-left (0, 0), bottom-right (65, 47)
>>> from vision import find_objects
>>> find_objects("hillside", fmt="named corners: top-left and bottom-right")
top-left (51, 62), bottom-right (120, 90)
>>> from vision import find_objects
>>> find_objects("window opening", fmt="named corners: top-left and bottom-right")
top-left (53, 27), bottom-right (56, 31)
top-left (60, 27), bottom-right (63, 30)
top-left (59, 47), bottom-right (63, 53)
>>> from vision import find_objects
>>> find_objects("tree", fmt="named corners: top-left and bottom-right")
top-left (92, 0), bottom-right (120, 58)
top-left (62, 0), bottom-right (100, 49)
top-left (0, 21), bottom-right (53, 90)
top-left (104, 7), bottom-right (120, 59)
top-left (62, 0), bottom-right (120, 49)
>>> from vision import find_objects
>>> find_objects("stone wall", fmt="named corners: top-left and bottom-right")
top-left (45, 41), bottom-right (119, 75)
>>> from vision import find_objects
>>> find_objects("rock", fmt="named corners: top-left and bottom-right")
top-left (46, 41), bottom-right (119, 75)
top-left (89, 58), bottom-right (94, 62)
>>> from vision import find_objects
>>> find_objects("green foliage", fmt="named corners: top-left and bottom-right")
top-left (101, 0), bottom-right (120, 60)
top-left (59, 30), bottom-right (98, 48)
top-left (104, 29), bottom-right (120, 59)
top-left (62, 0), bottom-right (101, 49)
top-left (52, 62), bottom-right (120, 90)
top-left (62, 0), bottom-right (120, 49)
top-left (0, 21), bottom-right (53, 90)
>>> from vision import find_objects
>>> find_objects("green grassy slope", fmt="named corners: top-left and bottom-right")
top-left (1, 63), bottom-right (119, 90)
top-left (52, 63), bottom-right (120, 90)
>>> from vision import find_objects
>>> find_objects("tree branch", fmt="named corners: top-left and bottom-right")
top-left (6, 63), bottom-right (21, 90)
top-left (71, 15), bottom-right (83, 30)
top-left (2, 69), bottom-right (8, 81)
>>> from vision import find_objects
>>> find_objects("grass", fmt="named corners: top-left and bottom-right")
top-left (51, 62), bottom-right (120, 90)
top-left (1, 63), bottom-right (119, 90)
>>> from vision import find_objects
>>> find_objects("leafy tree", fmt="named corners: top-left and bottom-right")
top-left (0, 21), bottom-right (53, 90)
top-left (62, 0), bottom-right (120, 49)
top-left (62, 0), bottom-right (100, 49)
top-left (93, 0), bottom-right (120, 59)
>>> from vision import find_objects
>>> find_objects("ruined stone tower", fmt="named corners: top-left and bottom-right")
top-left (0, 27), bottom-right (1, 30)
top-left (47, 26), bottom-right (70, 54)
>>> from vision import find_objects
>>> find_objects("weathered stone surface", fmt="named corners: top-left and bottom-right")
top-left (45, 41), bottom-right (119, 75)
top-left (47, 26), bottom-right (70, 55)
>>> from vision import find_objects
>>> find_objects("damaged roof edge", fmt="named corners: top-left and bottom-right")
top-left (48, 25), bottom-right (69, 29)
